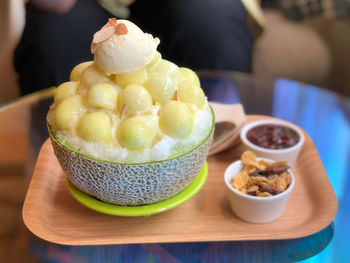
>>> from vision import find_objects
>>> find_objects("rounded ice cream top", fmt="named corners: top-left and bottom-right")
top-left (92, 19), bottom-right (160, 75)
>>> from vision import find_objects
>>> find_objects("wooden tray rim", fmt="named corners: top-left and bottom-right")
top-left (22, 115), bottom-right (338, 245)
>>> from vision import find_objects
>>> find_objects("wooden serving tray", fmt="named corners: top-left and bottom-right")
top-left (22, 116), bottom-right (338, 245)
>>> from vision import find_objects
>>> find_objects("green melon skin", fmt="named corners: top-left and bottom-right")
top-left (49, 121), bottom-right (214, 206)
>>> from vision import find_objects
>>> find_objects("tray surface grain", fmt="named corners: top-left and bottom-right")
top-left (22, 115), bottom-right (338, 245)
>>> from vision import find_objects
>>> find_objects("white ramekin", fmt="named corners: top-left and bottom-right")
top-left (224, 158), bottom-right (295, 223)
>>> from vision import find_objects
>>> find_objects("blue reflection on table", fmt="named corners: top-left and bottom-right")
top-left (272, 79), bottom-right (350, 263)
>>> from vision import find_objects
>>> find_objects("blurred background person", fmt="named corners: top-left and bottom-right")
top-left (14, 0), bottom-right (254, 95)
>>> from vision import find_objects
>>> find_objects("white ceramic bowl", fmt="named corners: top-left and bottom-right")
top-left (224, 158), bottom-right (295, 223)
top-left (240, 119), bottom-right (305, 166)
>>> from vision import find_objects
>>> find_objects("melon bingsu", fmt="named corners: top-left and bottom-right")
top-left (47, 18), bottom-right (214, 205)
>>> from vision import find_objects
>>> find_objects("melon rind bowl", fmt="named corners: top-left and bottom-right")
top-left (48, 114), bottom-right (214, 206)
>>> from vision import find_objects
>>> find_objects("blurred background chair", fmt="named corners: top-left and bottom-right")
top-left (250, 8), bottom-right (331, 87)
top-left (243, 0), bottom-right (350, 96)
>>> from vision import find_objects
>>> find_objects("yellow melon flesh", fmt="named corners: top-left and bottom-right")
top-left (54, 81), bottom-right (79, 105)
top-left (180, 67), bottom-right (200, 86)
top-left (87, 82), bottom-right (119, 110)
top-left (159, 101), bottom-right (194, 139)
top-left (144, 73), bottom-right (177, 105)
top-left (117, 116), bottom-right (155, 151)
top-left (119, 84), bottom-right (152, 114)
top-left (54, 95), bottom-right (83, 130)
top-left (115, 68), bottom-right (148, 88)
top-left (77, 112), bottom-right (113, 143)
top-left (178, 80), bottom-right (205, 109)
top-left (70, 61), bottom-right (94, 82)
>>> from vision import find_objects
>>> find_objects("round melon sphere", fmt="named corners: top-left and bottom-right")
top-left (144, 73), bottom-right (177, 104)
top-left (148, 59), bottom-right (181, 83)
top-left (117, 116), bottom-right (156, 151)
top-left (178, 80), bottom-right (206, 108)
top-left (70, 61), bottom-right (94, 82)
top-left (54, 95), bottom-right (83, 130)
top-left (77, 111), bottom-right (113, 143)
top-left (115, 67), bottom-right (148, 88)
top-left (87, 82), bottom-right (119, 110)
top-left (180, 67), bottom-right (200, 86)
top-left (119, 84), bottom-right (152, 114)
top-left (54, 81), bottom-right (79, 105)
top-left (159, 101), bottom-right (194, 139)
top-left (80, 63), bottom-right (110, 88)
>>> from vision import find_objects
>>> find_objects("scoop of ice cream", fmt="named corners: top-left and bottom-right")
top-left (92, 19), bottom-right (160, 75)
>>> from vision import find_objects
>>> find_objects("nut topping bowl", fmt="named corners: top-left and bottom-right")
top-left (224, 151), bottom-right (295, 223)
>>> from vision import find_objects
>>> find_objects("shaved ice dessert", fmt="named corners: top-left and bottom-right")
top-left (47, 18), bottom-right (214, 205)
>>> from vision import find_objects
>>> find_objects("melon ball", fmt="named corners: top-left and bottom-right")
top-left (119, 84), bottom-right (152, 114)
top-left (178, 80), bottom-right (206, 108)
top-left (180, 67), bottom-right (200, 86)
top-left (54, 81), bottom-right (79, 105)
top-left (54, 95), bottom-right (84, 130)
top-left (115, 67), bottom-right (148, 88)
top-left (159, 101), bottom-right (194, 139)
top-left (87, 82), bottom-right (119, 110)
top-left (77, 111), bottom-right (113, 143)
top-left (144, 73), bottom-right (177, 105)
top-left (70, 61), bottom-right (94, 82)
top-left (148, 59), bottom-right (181, 83)
top-left (80, 63), bottom-right (110, 88)
top-left (117, 116), bottom-right (156, 151)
